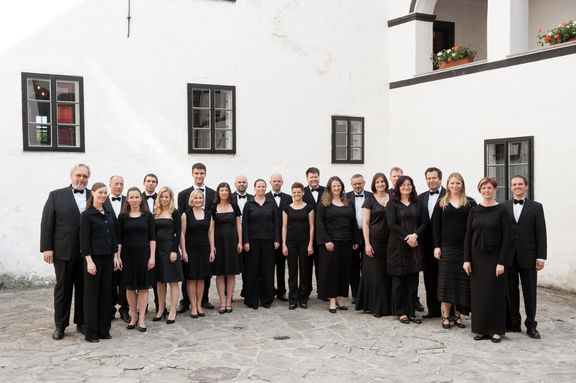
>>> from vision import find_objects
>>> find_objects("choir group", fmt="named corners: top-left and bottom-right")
top-left (41, 163), bottom-right (547, 344)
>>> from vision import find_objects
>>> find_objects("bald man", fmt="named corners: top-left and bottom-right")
top-left (233, 175), bottom-right (254, 298)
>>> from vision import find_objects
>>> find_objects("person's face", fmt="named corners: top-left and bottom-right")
top-left (159, 191), bottom-right (171, 207)
top-left (399, 179), bottom-right (413, 197)
top-left (374, 177), bottom-right (387, 193)
top-left (94, 186), bottom-right (108, 204)
top-left (306, 172), bottom-right (320, 189)
top-left (510, 177), bottom-right (528, 199)
top-left (192, 193), bottom-right (204, 208)
top-left (330, 181), bottom-right (342, 196)
top-left (479, 183), bottom-right (496, 200)
top-left (292, 187), bottom-right (304, 202)
top-left (127, 191), bottom-right (142, 210)
top-left (235, 176), bottom-right (248, 194)
top-left (447, 177), bottom-right (463, 195)
top-left (192, 168), bottom-right (206, 186)
top-left (426, 171), bottom-right (442, 191)
top-left (143, 176), bottom-right (157, 194)
top-left (254, 181), bottom-right (267, 196)
top-left (270, 175), bottom-right (283, 192)
top-left (351, 177), bottom-right (365, 194)
top-left (70, 166), bottom-right (90, 190)
top-left (218, 187), bottom-right (229, 201)
top-left (390, 170), bottom-right (403, 187)
top-left (109, 177), bottom-right (124, 197)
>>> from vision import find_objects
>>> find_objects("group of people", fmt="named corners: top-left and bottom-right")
top-left (41, 163), bottom-right (547, 344)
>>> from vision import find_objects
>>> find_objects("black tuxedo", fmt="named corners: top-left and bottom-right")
top-left (504, 198), bottom-right (547, 331)
top-left (302, 185), bottom-right (325, 297)
top-left (418, 187), bottom-right (446, 316)
top-left (346, 190), bottom-right (373, 298)
top-left (232, 191), bottom-right (254, 212)
top-left (233, 191), bottom-right (254, 297)
top-left (41, 186), bottom-right (91, 329)
top-left (267, 191), bottom-right (293, 298)
top-left (103, 195), bottom-right (126, 219)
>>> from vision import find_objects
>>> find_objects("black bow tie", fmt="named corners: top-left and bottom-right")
top-left (513, 199), bottom-right (524, 205)
top-left (273, 193), bottom-right (282, 198)
top-left (238, 194), bottom-right (247, 199)
top-left (146, 194), bottom-right (156, 200)
top-left (355, 194), bottom-right (364, 198)
top-left (195, 187), bottom-right (205, 192)
top-left (111, 196), bottom-right (121, 202)
top-left (311, 188), bottom-right (319, 192)
top-left (429, 190), bottom-right (439, 195)
top-left (73, 188), bottom-right (84, 194)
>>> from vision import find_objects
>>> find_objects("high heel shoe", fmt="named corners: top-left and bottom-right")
top-left (137, 324), bottom-right (147, 332)
top-left (225, 306), bottom-right (232, 313)
top-left (441, 316), bottom-right (452, 329)
top-left (197, 311), bottom-right (206, 317)
top-left (190, 312), bottom-right (198, 319)
top-left (127, 322), bottom-right (137, 330)
top-left (166, 317), bottom-right (176, 324)
top-left (153, 311), bottom-right (167, 322)
top-left (453, 315), bottom-right (466, 328)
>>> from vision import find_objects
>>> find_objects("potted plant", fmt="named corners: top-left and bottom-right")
top-left (431, 44), bottom-right (477, 70)
top-left (537, 20), bottom-right (576, 46)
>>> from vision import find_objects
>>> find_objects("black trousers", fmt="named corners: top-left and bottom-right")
top-left (287, 243), bottom-right (313, 305)
top-left (506, 258), bottom-right (538, 330)
top-left (422, 245), bottom-right (441, 315)
top-left (349, 244), bottom-right (363, 298)
top-left (392, 272), bottom-right (419, 317)
top-left (311, 244), bottom-right (321, 298)
top-left (240, 249), bottom-right (247, 297)
top-left (53, 257), bottom-right (84, 329)
top-left (244, 239), bottom-right (275, 308)
top-left (84, 254), bottom-right (113, 339)
top-left (274, 246), bottom-right (287, 297)
top-left (111, 269), bottom-right (128, 316)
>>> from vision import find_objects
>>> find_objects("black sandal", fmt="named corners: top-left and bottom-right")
top-left (442, 316), bottom-right (452, 329)
top-left (453, 315), bottom-right (465, 328)
top-left (399, 316), bottom-right (410, 324)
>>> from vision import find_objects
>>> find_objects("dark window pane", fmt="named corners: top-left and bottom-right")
top-left (192, 129), bottom-right (211, 149)
top-left (193, 109), bottom-right (210, 128)
top-left (28, 101), bottom-right (51, 123)
top-left (215, 110), bottom-right (232, 129)
top-left (335, 132), bottom-right (347, 146)
top-left (350, 120), bottom-right (362, 135)
top-left (335, 146), bottom-right (347, 160)
top-left (214, 89), bottom-right (233, 109)
top-left (486, 165), bottom-right (506, 185)
top-left (57, 125), bottom-right (78, 147)
top-left (28, 79), bottom-right (50, 100)
top-left (57, 103), bottom-right (77, 124)
top-left (509, 141), bottom-right (529, 164)
top-left (495, 187), bottom-right (507, 202)
top-left (486, 143), bottom-right (506, 165)
top-left (28, 124), bottom-right (51, 146)
top-left (351, 147), bottom-right (362, 160)
top-left (351, 134), bottom-right (362, 147)
top-left (192, 89), bottom-right (210, 108)
top-left (215, 129), bottom-right (233, 150)
top-left (56, 81), bottom-right (78, 102)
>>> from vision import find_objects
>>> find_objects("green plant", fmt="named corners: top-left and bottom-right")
top-left (537, 20), bottom-right (576, 46)
top-left (430, 44), bottom-right (477, 68)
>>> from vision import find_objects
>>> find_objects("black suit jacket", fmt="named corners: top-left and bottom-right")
top-left (103, 195), bottom-right (126, 219)
top-left (232, 191), bottom-right (254, 210)
top-left (346, 190), bottom-right (373, 229)
top-left (503, 199), bottom-right (547, 268)
top-left (40, 186), bottom-right (92, 261)
top-left (178, 186), bottom-right (216, 213)
top-left (303, 185), bottom-right (325, 210)
top-left (266, 191), bottom-right (293, 231)
top-left (419, 187), bottom-right (446, 247)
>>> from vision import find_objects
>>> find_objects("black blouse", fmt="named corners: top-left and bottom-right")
top-left (80, 206), bottom-right (118, 256)
top-left (283, 204), bottom-right (314, 245)
top-left (432, 198), bottom-right (477, 247)
top-left (463, 204), bottom-right (511, 265)
top-left (118, 212), bottom-right (156, 246)
top-left (386, 201), bottom-right (427, 239)
top-left (316, 203), bottom-right (361, 244)
top-left (242, 199), bottom-right (280, 243)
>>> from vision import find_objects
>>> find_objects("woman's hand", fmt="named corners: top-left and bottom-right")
top-left (86, 261), bottom-right (97, 275)
top-left (282, 244), bottom-right (288, 256)
top-left (307, 244), bottom-right (314, 255)
top-left (169, 251), bottom-right (178, 263)
top-left (114, 253), bottom-right (122, 271)
top-left (274, 242), bottom-right (280, 250)
top-left (325, 242), bottom-right (335, 252)
top-left (434, 248), bottom-right (441, 260)
top-left (242, 243), bottom-right (249, 253)
top-left (182, 251), bottom-right (189, 263)
top-left (148, 257), bottom-right (155, 270)
top-left (463, 262), bottom-right (471, 276)
top-left (405, 233), bottom-right (418, 247)
top-left (352, 244), bottom-right (359, 250)
top-left (209, 248), bottom-right (215, 263)
top-left (496, 264), bottom-right (505, 277)
top-left (365, 244), bottom-right (374, 257)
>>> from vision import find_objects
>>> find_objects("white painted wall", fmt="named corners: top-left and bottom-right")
top-left (529, 0), bottom-right (576, 50)
top-left (0, 0), bottom-right (389, 280)
top-left (389, 54), bottom-right (576, 291)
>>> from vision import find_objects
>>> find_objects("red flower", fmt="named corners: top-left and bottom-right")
top-left (460, 43), bottom-right (463, 46)
top-left (545, 36), bottom-right (551, 41)
top-left (431, 53), bottom-right (434, 56)
top-left (538, 29), bottom-right (542, 33)
top-left (452, 46), bottom-right (457, 50)
top-left (562, 23), bottom-right (567, 27)
top-left (447, 58), bottom-right (452, 62)
top-left (555, 34), bottom-right (560, 38)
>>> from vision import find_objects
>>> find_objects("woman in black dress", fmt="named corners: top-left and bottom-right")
top-left (181, 189), bottom-right (215, 317)
top-left (316, 176), bottom-right (360, 313)
top-left (281, 182), bottom-right (315, 310)
top-left (118, 187), bottom-right (156, 332)
top-left (355, 173), bottom-right (392, 318)
top-left (433, 172), bottom-right (476, 329)
top-left (212, 183), bottom-right (242, 313)
top-left (386, 175), bottom-right (426, 324)
top-left (152, 187), bottom-right (183, 324)
top-left (242, 179), bottom-right (280, 310)
top-left (464, 177), bottom-right (510, 343)
top-left (80, 182), bottom-right (120, 342)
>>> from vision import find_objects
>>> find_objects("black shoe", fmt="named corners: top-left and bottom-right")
top-left (52, 328), bottom-right (64, 340)
top-left (473, 334), bottom-right (490, 341)
top-left (225, 306), bottom-right (232, 313)
top-left (127, 323), bottom-right (136, 330)
top-left (329, 308), bottom-right (337, 314)
top-left (423, 313), bottom-right (441, 319)
top-left (202, 302), bottom-right (215, 310)
top-left (299, 303), bottom-right (308, 309)
top-left (415, 301), bottom-right (425, 312)
top-left (491, 335), bottom-right (502, 343)
top-left (289, 304), bottom-right (296, 310)
top-left (218, 308), bottom-right (225, 315)
top-left (85, 337), bottom-right (99, 343)
top-left (373, 313), bottom-right (382, 318)
top-left (262, 303), bottom-right (271, 309)
top-left (277, 295), bottom-right (288, 302)
top-left (399, 316), bottom-right (410, 324)
top-left (191, 312), bottom-right (199, 318)
top-left (336, 305), bottom-right (348, 311)
top-left (137, 325), bottom-right (147, 332)
top-left (506, 325), bottom-right (522, 333)
top-left (442, 317), bottom-right (452, 329)
top-left (177, 304), bottom-right (188, 314)
top-left (99, 333), bottom-right (112, 340)
top-left (198, 311), bottom-right (206, 317)
top-left (166, 318), bottom-right (175, 324)
top-left (408, 317), bottom-right (422, 324)
top-left (527, 328), bottom-right (541, 339)
top-left (152, 312), bottom-right (166, 322)
top-left (119, 310), bottom-right (131, 323)
top-left (351, 297), bottom-right (357, 305)
top-left (453, 316), bottom-right (465, 329)
top-left (76, 325), bottom-right (86, 335)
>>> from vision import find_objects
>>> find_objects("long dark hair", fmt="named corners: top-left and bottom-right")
top-left (391, 175), bottom-right (419, 203)
top-left (85, 182), bottom-right (107, 210)
top-left (214, 182), bottom-right (233, 205)
top-left (321, 176), bottom-right (349, 207)
top-left (119, 186), bottom-right (149, 218)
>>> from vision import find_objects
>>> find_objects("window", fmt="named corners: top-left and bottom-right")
top-left (187, 84), bottom-right (236, 154)
top-left (485, 136), bottom-right (533, 201)
top-left (21, 72), bottom-right (85, 151)
top-left (331, 116), bottom-right (364, 164)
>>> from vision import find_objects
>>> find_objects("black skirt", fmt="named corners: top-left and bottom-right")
top-left (121, 244), bottom-right (154, 290)
top-left (437, 244), bottom-right (470, 315)
top-left (355, 241), bottom-right (392, 316)
top-left (318, 241), bottom-right (352, 298)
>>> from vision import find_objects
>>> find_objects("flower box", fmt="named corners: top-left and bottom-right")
top-left (438, 57), bottom-right (475, 69)
top-left (431, 44), bottom-right (477, 70)
top-left (538, 21), bottom-right (576, 46)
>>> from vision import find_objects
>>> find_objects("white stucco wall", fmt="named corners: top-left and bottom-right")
top-left (389, 53), bottom-right (576, 291)
top-left (0, 0), bottom-right (389, 281)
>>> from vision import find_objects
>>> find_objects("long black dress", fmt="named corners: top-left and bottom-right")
top-left (154, 209), bottom-right (184, 283)
top-left (118, 213), bottom-right (156, 290)
top-left (464, 204), bottom-right (510, 335)
top-left (212, 204), bottom-right (242, 276)
top-left (184, 208), bottom-right (213, 280)
top-left (355, 195), bottom-right (392, 316)
top-left (432, 198), bottom-right (476, 315)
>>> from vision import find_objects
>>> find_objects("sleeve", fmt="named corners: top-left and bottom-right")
top-left (498, 208), bottom-right (512, 266)
top-left (467, 197), bottom-right (477, 208)
top-left (172, 209), bottom-right (182, 253)
top-left (80, 212), bottom-right (92, 256)
top-left (432, 204), bottom-right (443, 248)
top-left (315, 204), bottom-right (331, 245)
top-left (463, 208), bottom-right (474, 263)
top-left (415, 202), bottom-right (427, 237)
top-left (233, 203), bottom-right (242, 217)
top-left (40, 191), bottom-right (56, 252)
top-left (110, 213), bottom-right (119, 253)
top-left (242, 203), bottom-right (251, 244)
top-left (177, 190), bottom-right (186, 214)
top-left (148, 213), bottom-right (156, 241)
top-left (272, 204), bottom-right (280, 243)
top-left (535, 204), bottom-right (547, 261)
top-left (361, 195), bottom-right (373, 210)
top-left (117, 216), bottom-right (124, 245)
top-left (385, 203), bottom-right (410, 238)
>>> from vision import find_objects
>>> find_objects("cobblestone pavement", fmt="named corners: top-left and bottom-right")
top-left (0, 283), bottom-right (574, 382)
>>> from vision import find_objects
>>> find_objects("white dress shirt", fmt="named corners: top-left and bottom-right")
top-left (144, 193), bottom-right (156, 213)
top-left (109, 194), bottom-right (122, 218)
top-left (353, 192), bottom-right (365, 229)
top-left (427, 186), bottom-right (443, 219)
top-left (273, 192), bottom-right (281, 208)
top-left (311, 189), bottom-right (319, 203)
top-left (72, 188), bottom-right (87, 213)
top-left (513, 198), bottom-right (524, 223)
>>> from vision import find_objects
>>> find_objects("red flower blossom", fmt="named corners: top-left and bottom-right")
top-left (460, 43), bottom-right (463, 46)
top-left (447, 58), bottom-right (452, 62)
top-left (555, 34), bottom-right (560, 38)
top-left (538, 29), bottom-right (542, 33)
top-left (452, 46), bottom-right (457, 50)
top-left (545, 36), bottom-right (551, 41)
top-left (562, 23), bottom-right (567, 27)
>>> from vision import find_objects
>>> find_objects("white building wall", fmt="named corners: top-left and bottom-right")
top-left (0, 0), bottom-right (389, 281)
top-left (389, 54), bottom-right (576, 291)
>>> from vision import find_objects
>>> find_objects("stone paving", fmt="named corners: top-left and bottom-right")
top-left (0, 282), bottom-right (575, 382)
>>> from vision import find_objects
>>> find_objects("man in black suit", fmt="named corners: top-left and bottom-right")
top-left (233, 175), bottom-right (253, 298)
top-left (302, 167), bottom-right (325, 299)
top-left (504, 175), bottom-right (547, 339)
top-left (266, 173), bottom-right (293, 302)
top-left (41, 163), bottom-right (91, 340)
top-left (177, 163), bottom-right (216, 313)
top-left (346, 174), bottom-right (373, 304)
top-left (103, 175), bottom-right (130, 323)
top-left (419, 167), bottom-right (445, 319)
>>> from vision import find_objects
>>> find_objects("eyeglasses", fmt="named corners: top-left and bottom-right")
top-left (400, 184), bottom-right (412, 188)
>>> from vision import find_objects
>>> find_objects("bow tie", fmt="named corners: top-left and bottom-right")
top-left (311, 188), bottom-right (319, 192)
top-left (429, 190), bottom-right (439, 195)
top-left (355, 194), bottom-right (364, 198)
top-left (238, 194), bottom-right (247, 199)
top-left (73, 188), bottom-right (84, 194)
top-left (273, 193), bottom-right (282, 198)
top-left (146, 194), bottom-right (156, 200)
top-left (195, 188), bottom-right (205, 192)
top-left (111, 196), bottom-right (121, 202)
top-left (513, 199), bottom-right (524, 205)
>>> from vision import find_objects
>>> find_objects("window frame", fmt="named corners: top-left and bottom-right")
top-left (187, 83), bottom-right (236, 154)
top-left (331, 116), bottom-right (365, 164)
top-left (21, 72), bottom-right (85, 152)
top-left (484, 136), bottom-right (534, 200)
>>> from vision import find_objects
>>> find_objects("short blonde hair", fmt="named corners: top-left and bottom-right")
top-left (154, 186), bottom-right (175, 217)
top-left (477, 177), bottom-right (498, 192)
top-left (188, 189), bottom-right (205, 208)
